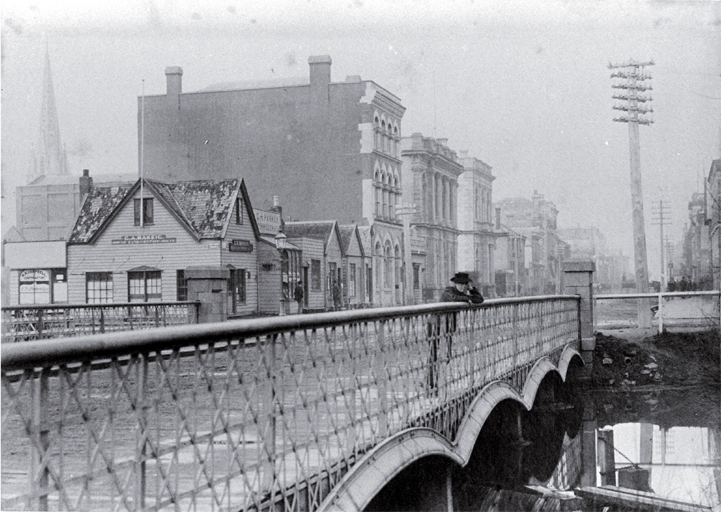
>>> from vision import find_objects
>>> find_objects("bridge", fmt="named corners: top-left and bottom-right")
top-left (1, 264), bottom-right (596, 511)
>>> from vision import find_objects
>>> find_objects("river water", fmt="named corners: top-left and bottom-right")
top-left (368, 385), bottom-right (720, 511)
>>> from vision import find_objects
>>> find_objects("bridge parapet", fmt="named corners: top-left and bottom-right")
top-left (563, 259), bottom-right (596, 378)
top-left (1, 296), bottom-right (580, 511)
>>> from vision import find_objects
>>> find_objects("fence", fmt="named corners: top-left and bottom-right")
top-left (1, 302), bottom-right (201, 343)
top-left (595, 291), bottom-right (721, 333)
top-left (1, 296), bottom-right (579, 511)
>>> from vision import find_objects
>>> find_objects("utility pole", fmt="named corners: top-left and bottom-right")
top-left (396, 204), bottom-right (417, 305)
top-left (651, 199), bottom-right (672, 290)
top-left (610, 59), bottom-right (654, 328)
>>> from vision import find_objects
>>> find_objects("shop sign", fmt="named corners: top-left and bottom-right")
top-left (112, 234), bottom-right (177, 245)
top-left (19, 269), bottom-right (49, 282)
top-left (229, 239), bottom-right (253, 253)
top-left (254, 209), bottom-right (281, 235)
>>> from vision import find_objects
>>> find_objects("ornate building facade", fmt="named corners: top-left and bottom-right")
top-left (140, 56), bottom-right (406, 306)
top-left (400, 134), bottom-right (463, 302)
top-left (457, 151), bottom-right (496, 296)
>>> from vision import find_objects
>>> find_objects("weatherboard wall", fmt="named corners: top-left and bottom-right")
top-left (220, 199), bottom-right (259, 316)
top-left (67, 188), bottom-right (219, 304)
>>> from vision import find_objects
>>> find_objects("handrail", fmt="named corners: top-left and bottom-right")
top-left (2, 296), bottom-right (578, 371)
top-left (596, 291), bottom-right (720, 300)
top-left (1, 300), bottom-right (201, 312)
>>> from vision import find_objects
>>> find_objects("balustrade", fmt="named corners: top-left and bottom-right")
top-left (1, 302), bottom-right (201, 343)
top-left (1, 297), bottom-right (579, 511)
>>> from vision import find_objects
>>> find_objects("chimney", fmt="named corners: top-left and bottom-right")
top-left (79, 169), bottom-right (93, 197)
top-left (165, 66), bottom-right (183, 96)
top-left (308, 55), bottom-right (332, 107)
top-left (271, 195), bottom-right (283, 216)
top-left (495, 207), bottom-right (501, 230)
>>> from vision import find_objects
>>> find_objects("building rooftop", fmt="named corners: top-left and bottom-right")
top-left (69, 178), bottom-right (244, 244)
top-left (198, 77), bottom-right (310, 93)
top-left (284, 221), bottom-right (337, 242)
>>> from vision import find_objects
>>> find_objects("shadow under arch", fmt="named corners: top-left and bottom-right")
top-left (319, 344), bottom-right (585, 512)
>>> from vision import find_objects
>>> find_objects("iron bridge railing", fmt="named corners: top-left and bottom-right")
top-left (1, 302), bottom-right (201, 343)
top-left (1, 296), bottom-right (580, 511)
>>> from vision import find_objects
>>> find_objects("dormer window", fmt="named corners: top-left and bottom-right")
top-left (134, 198), bottom-right (154, 226)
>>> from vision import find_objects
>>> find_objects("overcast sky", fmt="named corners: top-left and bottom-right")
top-left (2, 0), bottom-right (720, 280)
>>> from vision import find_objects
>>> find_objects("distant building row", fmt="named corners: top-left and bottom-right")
top-left (3, 54), bottom-right (621, 310)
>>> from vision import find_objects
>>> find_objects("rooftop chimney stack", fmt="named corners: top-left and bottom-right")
top-left (79, 169), bottom-right (93, 197)
top-left (165, 66), bottom-right (183, 112)
top-left (308, 55), bottom-right (332, 109)
top-left (165, 66), bottom-right (183, 96)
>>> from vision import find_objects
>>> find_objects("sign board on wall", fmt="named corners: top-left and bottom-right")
top-left (229, 239), bottom-right (253, 252)
top-left (111, 235), bottom-right (177, 245)
top-left (254, 209), bottom-right (281, 235)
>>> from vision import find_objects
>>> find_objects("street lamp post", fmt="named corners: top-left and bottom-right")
top-left (275, 230), bottom-right (287, 316)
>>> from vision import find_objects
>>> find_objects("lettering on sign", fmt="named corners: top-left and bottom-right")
top-left (111, 234), bottom-right (177, 245)
top-left (19, 269), bottom-right (50, 282)
top-left (229, 239), bottom-right (253, 253)
top-left (254, 209), bottom-right (281, 235)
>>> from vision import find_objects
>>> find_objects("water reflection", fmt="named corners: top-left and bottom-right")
top-left (454, 388), bottom-right (720, 510)
top-left (367, 384), bottom-right (720, 511)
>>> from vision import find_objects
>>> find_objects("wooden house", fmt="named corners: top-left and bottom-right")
top-left (66, 178), bottom-right (261, 317)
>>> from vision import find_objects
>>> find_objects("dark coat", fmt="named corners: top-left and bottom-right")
top-left (439, 286), bottom-right (485, 304)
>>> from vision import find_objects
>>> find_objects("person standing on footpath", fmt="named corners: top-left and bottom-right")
top-left (293, 279), bottom-right (304, 314)
top-left (427, 272), bottom-right (484, 392)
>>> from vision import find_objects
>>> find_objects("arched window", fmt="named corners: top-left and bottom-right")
top-left (375, 241), bottom-right (383, 293)
top-left (384, 241), bottom-right (392, 288)
top-left (381, 120), bottom-right (386, 153)
top-left (374, 116), bottom-right (381, 149)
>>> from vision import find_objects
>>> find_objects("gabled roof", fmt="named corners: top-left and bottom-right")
top-left (68, 178), bottom-right (260, 245)
top-left (338, 224), bottom-right (365, 257)
top-left (68, 184), bottom-right (133, 244)
top-left (284, 220), bottom-right (342, 255)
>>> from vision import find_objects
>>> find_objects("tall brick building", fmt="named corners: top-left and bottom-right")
top-left (140, 56), bottom-right (406, 306)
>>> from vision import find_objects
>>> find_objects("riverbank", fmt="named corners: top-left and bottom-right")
top-left (589, 328), bottom-right (720, 429)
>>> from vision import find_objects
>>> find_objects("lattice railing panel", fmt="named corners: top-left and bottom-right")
top-left (2, 297), bottom-right (579, 511)
top-left (2, 303), bottom-right (199, 343)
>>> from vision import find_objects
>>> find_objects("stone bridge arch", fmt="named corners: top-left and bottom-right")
top-left (319, 345), bottom-right (584, 512)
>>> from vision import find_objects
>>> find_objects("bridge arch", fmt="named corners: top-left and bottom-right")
top-left (319, 345), bottom-right (584, 512)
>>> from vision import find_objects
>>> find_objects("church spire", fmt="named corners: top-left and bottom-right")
top-left (29, 42), bottom-right (68, 182)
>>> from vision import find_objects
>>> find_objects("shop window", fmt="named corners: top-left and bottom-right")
top-left (128, 270), bottom-right (161, 302)
top-left (349, 264), bottom-right (357, 297)
top-left (134, 198), bottom-right (154, 226)
top-left (19, 269), bottom-right (51, 305)
top-left (235, 198), bottom-right (243, 224)
top-left (228, 269), bottom-right (246, 313)
top-left (86, 272), bottom-right (113, 304)
top-left (176, 270), bottom-right (188, 301)
top-left (311, 260), bottom-right (321, 292)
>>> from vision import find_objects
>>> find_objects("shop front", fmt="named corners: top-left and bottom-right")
top-left (4, 241), bottom-right (67, 305)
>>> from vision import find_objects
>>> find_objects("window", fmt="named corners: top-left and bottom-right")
top-left (228, 269), bottom-right (246, 313)
top-left (311, 260), bottom-right (321, 292)
top-left (86, 272), bottom-right (113, 304)
top-left (19, 269), bottom-right (51, 305)
top-left (134, 197), bottom-right (154, 226)
top-left (176, 270), bottom-right (188, 301)
top-left (128, 270), bottom-right (161, 302)
top-left (349, 264), bottom-right (357, 297)
top-left (413, 264), bottom-right (421, 290)
top-left (235, 198), bottom-right (243, 224)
